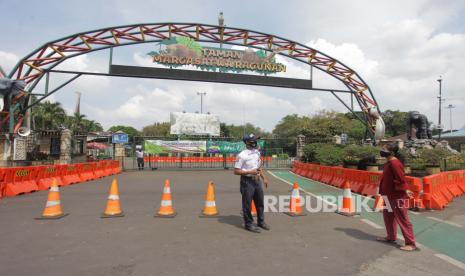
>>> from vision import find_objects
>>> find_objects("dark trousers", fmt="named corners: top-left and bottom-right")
top-left (240, 176), bottom-right (265, 228)
top-left (137, 158), bottom-right (144, 170)
top-left (383, 195), bottom-right (416, 246)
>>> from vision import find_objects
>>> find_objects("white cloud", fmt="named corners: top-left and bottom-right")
top-left (0, 51), bottom-right (20, 75)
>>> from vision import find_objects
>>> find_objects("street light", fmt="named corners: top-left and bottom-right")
top-left (437, 76), bottom-right (443, 140)
top-left (218, 12), bottom-right (224, 49)
top-left (445, 104), bottom-right (456, 133)
top-left (197, 92), bottom-right (206, 114)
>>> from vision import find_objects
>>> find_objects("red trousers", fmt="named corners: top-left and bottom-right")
top-left (382, 196), bottom-right (416, 246)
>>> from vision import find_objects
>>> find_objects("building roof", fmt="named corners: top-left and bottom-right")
top-left (435, 125), bottom-right (465, 138)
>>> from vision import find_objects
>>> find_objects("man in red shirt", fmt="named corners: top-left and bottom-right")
top-left (377, 143), bottom-right (417, 251)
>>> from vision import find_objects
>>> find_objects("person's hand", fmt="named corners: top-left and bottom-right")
top-left (248, 169), bottom-right (259, 175)
top-left (406, 190), bottom-right (414, 197)
top-left (264, 180), bottom-right (269, 189)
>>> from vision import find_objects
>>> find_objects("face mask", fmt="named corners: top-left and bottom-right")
top-left (380, 151), bottom-right (391, 158)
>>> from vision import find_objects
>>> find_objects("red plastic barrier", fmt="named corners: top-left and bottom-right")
top-left (4, 167), bottom-right (39, 197)
top-left (329, 167), bottom-right (345, 187)
top-left (61, 164), bottom-right (81, 185)
top-left (443, 171), bottom-right (462, 197)
top-left (320, 166), bottom-right (334, 184)
top-left (0, 168), bottom-right (7, 197)
top-left (37, 165), bottom-right (64, 189)
top-left (456, 170), bottom-right (465, 193)
top-left (422, 174), bottom-right (448, 210)
top-left (79, 163), bottom-right (96, 182)
top-left (360, 172), bottom-right (382, 196)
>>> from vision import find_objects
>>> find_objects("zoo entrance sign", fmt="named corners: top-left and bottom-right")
top-left (148, 37), bottom-right (286, 74)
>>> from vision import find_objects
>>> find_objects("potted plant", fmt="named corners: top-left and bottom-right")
top-left (314, 144), bottom-right (345, 166)
top-left (417, 148), bottom-right (450, 175)
top-left (342, 144), bottom-right (361, 169)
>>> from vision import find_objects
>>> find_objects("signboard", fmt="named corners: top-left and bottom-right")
top-left (148, 36), bottom-right (286, 75)
top-left (112, 133), bottom-right (129, 144)
top-left (170, 112), bottom-right (220, 136)
top-left (207, 140), bottom-right (265, 154)
top-left (145, 140), bottom-right (206, 154)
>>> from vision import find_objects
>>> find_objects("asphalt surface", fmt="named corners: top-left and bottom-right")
top-left (0, 170), bottom-right (464, 276)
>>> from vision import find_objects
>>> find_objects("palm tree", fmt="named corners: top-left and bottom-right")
top-left (34, 101), bottom-right (67, 130)
top-left (82, 119), bottom-right (103, 132)
top-left (67, 112), bottom-right (87, 132)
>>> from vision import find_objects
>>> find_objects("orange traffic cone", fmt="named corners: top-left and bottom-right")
top-left (336, 180), bottom-right (358, 216)
top-left (251, 200), bottom-right (257, 216)
top-left (285, 182), bottom-right (306, 216)
top-left (155, 179), bottom-right (177, 218)
top-left (200, 181), bottom-right (218, 217)
top-left (373, 187), bottom-right (384, 212)
top-left (36, 179), bottom-right (68, 220)
top-left (101, 179), bottom-right (124, 218)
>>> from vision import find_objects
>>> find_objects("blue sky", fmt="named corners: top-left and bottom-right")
top-left (1, 0), bottom-right (465, 132)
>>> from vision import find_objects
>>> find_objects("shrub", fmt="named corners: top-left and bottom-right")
top-left (302, 143), bottom-right (324, 162)
top-left (314, 144), bottom-right (345, 166)
top-left (417, 148), bottom-right (451, 167)
top-left (343, 144), bottom-right (381, 167)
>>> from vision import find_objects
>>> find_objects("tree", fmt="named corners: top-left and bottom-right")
top-left (142, 122), bottom-right (172, 137)
top-left (382, 110), bottom-right (409, 137)
top-left (220, 123), bottom-right (269, 138)
top-left (108, 125), bottom-right (141, 137)
top-left (81, 120), bottom-right (103, 132)
top-left (33, 101), bottom-right (67, 130)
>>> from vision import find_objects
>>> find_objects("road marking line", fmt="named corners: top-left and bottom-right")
top-left (410, 211), bottom-right (420, 215)
top-left (435, 254), bottom-right (465, 271)
top-left (427, 217), bottom-right (463, 228)
top-left (360, 218), bottom-right (383, 229)
top-left (268, 171), bottom-right (337, 207)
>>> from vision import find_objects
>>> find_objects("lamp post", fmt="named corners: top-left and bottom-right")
top-left (437, 76), bottom-right (443, 140)
top-left (218, 12), bottom-right (224, 49)
top-left (445, 104), bottom-right (456, 133)
top-left (197, 92), bottom-right (206, 114)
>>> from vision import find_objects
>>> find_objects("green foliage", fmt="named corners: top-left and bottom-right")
top-left (142, 122), bottom-right (172, 137)
top-left (342, 144), bottom-right (380, 166)
top-left (314, 144), bottom-right (345, 166)
top-left (382, 110), bottom-right (409, 137)
top-left (108, 125), bottom-right (141, 137)
top-left (302, 143), bottom-right (324, 162)
top-left (33, 101), bottom-right (67, 130)
top-left (272, 111), bottom-right (366, 142)
top-left (219, 123), bottom-right (269, 138)
top-left (416, 148), bottom-right (451, 166)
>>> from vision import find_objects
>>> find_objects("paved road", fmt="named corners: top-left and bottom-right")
top-left (0, 170), bottom-right (464, 276)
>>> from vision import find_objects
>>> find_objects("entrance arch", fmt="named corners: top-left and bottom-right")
top-left (5, 23), bottom-right (384, 138)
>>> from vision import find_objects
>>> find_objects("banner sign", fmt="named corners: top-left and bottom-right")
top-left (170, 112), bottom-right (220, 136)
top-left (148, 36), bottom-right (286, 75)
top-left (112, 133), bottom-right (128, 144)
top-left (207, 140), bottom-right (265, 154)
top-left (145, 140), bottom-right (207, 154)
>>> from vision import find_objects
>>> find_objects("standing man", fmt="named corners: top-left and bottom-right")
top-left (234, 134), bottom-right (270, 233)
top-left (135, 145), bottom-right (144, 170)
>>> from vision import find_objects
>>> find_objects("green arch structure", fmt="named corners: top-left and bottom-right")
top-left (6, 23), bottom-right (383, 138)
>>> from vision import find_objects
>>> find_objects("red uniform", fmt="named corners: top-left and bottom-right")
top-left (379, 159), bottom-right (416, 246)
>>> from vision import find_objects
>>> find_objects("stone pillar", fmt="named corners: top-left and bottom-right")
top-left (296, 134), bottom-right (305, 160)
top-left (115, 143), bottom-right (124, 158)
top-left (59, 129), bottom-right (72, 164)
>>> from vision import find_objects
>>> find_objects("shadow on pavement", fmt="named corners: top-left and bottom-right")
top-left (217, 215), bottom-right (244, 229)
top-left (334, 227), bottom-right (397, 245)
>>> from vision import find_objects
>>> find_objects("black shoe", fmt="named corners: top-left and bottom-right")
top-left (245, 225), bottom-right (261, 233)
top-left (257, 223), bottom-right (271, 231)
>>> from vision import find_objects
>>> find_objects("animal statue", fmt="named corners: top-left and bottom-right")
top-left (406, 111), bottom-right (432, 140)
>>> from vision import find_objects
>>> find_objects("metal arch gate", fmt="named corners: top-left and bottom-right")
top-left (3, 22), bottom-right (384, 139)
